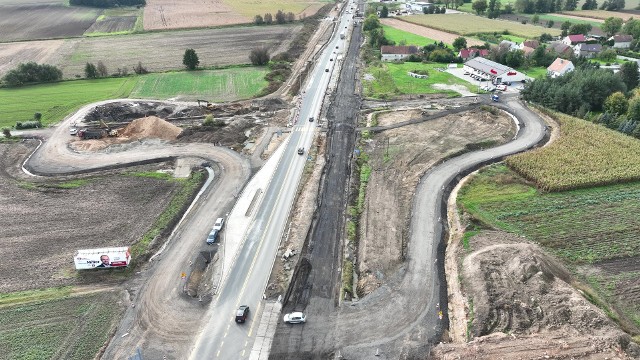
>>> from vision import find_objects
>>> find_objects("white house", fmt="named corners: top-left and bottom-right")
top-left (463, 57), bottom-right (526, 83)
top-left (380, 45), bottom-right (419, 61)
top-left (547, 57), bottom-right (574, 78)
top-left (610, 34), bottom-right (633, 49)
top-left (499, 40), bottom-right (520, 51)
top-left (573, 43), bottom-right (602, 58)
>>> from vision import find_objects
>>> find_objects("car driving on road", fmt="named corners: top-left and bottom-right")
top-left (297, 148), bottom-right (304, 155)
top-left (283, 312), bottom-right (306, 324)
top-left (206, 229), bottom-right (219, 245)
top-left (236, 305), bottom-right (249, 323)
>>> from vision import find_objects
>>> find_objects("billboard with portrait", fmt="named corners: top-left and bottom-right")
top-left (74, 247), bottom-right (131, 270)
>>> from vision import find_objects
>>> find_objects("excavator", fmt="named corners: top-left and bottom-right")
top-left (100, 119), bottom-right (119, 137)
top-left (197, 99), bottom-right (217, 111)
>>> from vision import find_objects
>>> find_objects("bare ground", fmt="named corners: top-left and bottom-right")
top-left (431, 231), bottom-right (640, 359)
top-left (357, 106), bottom-right (517, 295)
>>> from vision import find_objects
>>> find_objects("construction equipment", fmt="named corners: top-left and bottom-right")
top-left (197, 99), bottom-right (216, 110)
top-left (78, 128), bottom-right (106, 140)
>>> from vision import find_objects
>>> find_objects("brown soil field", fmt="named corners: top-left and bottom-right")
top-left (380, 18), bottom-right (485, 46)
top-left (143, 0), bottom-right (325, 30)
top-left (0, 142), bottom-right (182, 293)
top-left (0, 39), bottom-right (73, 77)
top-left (84, 16), bottom-right (137, 34)
top-left (357, 102), bottom-right (516, 294)
top-left (0, 4), bottom-right (100, 42)
top-left (561, 9), bottom-right (640, 20)
top-left (554, 12), bottom-right (605, 23)
top-left (0, 25), bottom-right (300, 79)
top-left (432, 231), bottom-right (640, 359)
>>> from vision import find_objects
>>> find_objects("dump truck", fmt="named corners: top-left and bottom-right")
top-left (78, 128), bottom-right (106, 139)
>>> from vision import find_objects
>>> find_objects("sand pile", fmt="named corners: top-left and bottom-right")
top-left (119, 116), bottom-right (182, 140)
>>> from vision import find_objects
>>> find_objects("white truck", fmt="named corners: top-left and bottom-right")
top-left (340, 31), bottom-right (345, 39)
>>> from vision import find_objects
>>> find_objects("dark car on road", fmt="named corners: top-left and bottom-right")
top-left (236, 305), bottom-right (249, 323)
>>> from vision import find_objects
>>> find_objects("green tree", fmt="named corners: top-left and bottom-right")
top-left (604, 91), bottom-right (629, 115)
top-left (183, 48), bottom-right (200, 70)
top-left (564, 0), bottom-right (578, 10)
top-left (505, 50), bottom-right (525, 67)
top-left (84, 62), bottom-right (98, 78)
top-left (363, 14), bottom-right (381, 31)
top-left (627, 96), bottom-right (640, 121)
top-left (598, 48), bottom-right (617, 62)
top-left (487, 0), bottom-right (501, 17)
top-left (2, 128), bottom-right (11, 138)
top-left (275, 10), bottom-right (286, 24)
top-left (453, 36), bottom-right (468, 50)
top-left (472, 0), bottom-right (488, 14)
top-left (602, 17), bottom-right (623, 37)
top-left (532, 14), bottom-right (540, 24)
top-left (254, 14), bottom-right (264, 25)
top-left (548, 20), bottom-right (555, 27)
top-left (97, 61), bottom-right (108, 77)
top-left (623, 19), bottom-right (640, 39)
top-left (249, 47), bottom-right (270, 65)
top-left (620, 61), bottom-right (639, 90)
top-left (264, 13), bottom-right (273, 24)
top-left (380, 5), bottom-right (389, 17)
top-left (569, 23), bottom-right (592, 35)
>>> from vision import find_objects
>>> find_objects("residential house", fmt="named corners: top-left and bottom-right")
top-left (562, 34), bottom-right (586, 46)
top-left (547, 41), bottom-right (574, 58)
top-left (519, 39), bottom-right (540, 50)
top-left (610, 34), bottom-right (634, 49)
top-left (380, 45), bottom-right (419, 61)
top-left (547, 57), bottom-right (574, 78)
top-left (463, 57), bottom-right (526, 83)
top-left (499, 40), bottom-right (520, 51)
top-left (458, 48), bottom-right (489, 61)
top-left (522, 46), bottom-right (536, 57)
top-left (574, 43), bottom-right (603, 58)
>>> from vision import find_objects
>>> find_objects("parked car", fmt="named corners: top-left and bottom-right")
top-left (213, 217), bottom-right (225, 231)
top-left (236, 305), bottom-right (249, 323)
top-left (496, 84), bottom-right (507, 91)
top-left (284, 312), bottom-right (306, 324)
top-left (69, 127), bottom-right (78, 135)
top-left (206, 229), bottom-right (219, 245)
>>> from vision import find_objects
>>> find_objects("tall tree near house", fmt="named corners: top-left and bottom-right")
top-left (620, 61), bottom-right (639, 90)
top-left (472, 0), bottom-right (488, 14)
top-left (183, 48), bottom-right (199, 70)
top-left (602, 17), bottom-right (623, 37)
top-left (453, 36), bottom-right (467, 51)
top-left (380, 5), bottom-right (389, 17)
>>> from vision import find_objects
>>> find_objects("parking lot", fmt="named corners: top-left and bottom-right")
top-left (446, 66), bottom-right (527, 94)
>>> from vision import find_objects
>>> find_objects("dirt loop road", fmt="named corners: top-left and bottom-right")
top-left (25, 99), bottom-right (252, 359)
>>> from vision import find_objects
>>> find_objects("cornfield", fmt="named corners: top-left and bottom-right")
top-left (506, 110), bottom-right (640, 192)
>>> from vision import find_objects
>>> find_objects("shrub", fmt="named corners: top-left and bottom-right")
top-left (249, 47), bottom-right (270, 66)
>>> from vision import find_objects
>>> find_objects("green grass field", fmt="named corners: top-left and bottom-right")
top-left (382, 25), bottom-right (446, 48)
top-left (534, 13), bottom-right (602, 28)
top-left (0, 67), bottom-right (268, 128)
top-left (0, 289), bottom-right (123, 360)
top-left (364, 62), bottom-right (476, 98)
top-left (522, 66), bottom-right (547, 78)
top-left (459, 164), bottom-right (640, 264)
top-left (0, 77), bottom-right (137, 128)
top-left (405, 14), bottom-right (561, 38)
top-left (130, 68), bottom-right (269, 102)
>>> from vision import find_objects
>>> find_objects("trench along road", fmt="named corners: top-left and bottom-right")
top-left (24, 99), bottom-right (252, 359)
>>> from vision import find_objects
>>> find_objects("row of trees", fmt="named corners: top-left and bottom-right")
top-left (474, 0), bottom-right (623, 15)
top-left (69, 0), bottom-right (144, 7)
top-left (2, 62), bottom-right (62, 87)
top-left (422, 6), bottom-right (448, 14)
top-left (254, 10), bottom-right (296, 25)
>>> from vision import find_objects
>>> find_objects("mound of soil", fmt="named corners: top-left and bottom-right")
top-left (432, 231), bottom-right (640, 359)
top-left (119, 116), bottom-right (182, 140)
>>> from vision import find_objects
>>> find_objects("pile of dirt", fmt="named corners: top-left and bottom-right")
top-left (432, 231), bottom-right (640, 359)
top-left (119, 116), bottom-right (182, 140)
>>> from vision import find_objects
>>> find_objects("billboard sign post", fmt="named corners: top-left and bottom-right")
top-left (74, 247), bottom-right (131, 270)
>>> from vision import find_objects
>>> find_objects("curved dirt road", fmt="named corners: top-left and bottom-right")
top-left (336, 96), bottom-right (548, 358)
top-left (24, 100), bottom-right (252, 359)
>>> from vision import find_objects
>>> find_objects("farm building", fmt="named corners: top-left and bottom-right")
top-left (463, 57), bottom-right (526, 83)
top-left (458, 48), bottom-right (489, 60)
top-left (610, 34), bottom-right (633, 49)
top-left (381, 45), bottom-right (419, 61)
top-left (405, 1), bottom-right (433, 12)
top-left (547, 58), bottom-right (574, 78)
top-left (499, 40), bottom-right (519, 51)
top-left (562, 34), bottom-right (586, 46)
top-left (574, 43), bottom-right (602, 58)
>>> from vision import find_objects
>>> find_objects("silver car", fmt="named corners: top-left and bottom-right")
top-left (284, 312), bottom-right (306, 324)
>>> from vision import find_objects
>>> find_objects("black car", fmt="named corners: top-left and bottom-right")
top-left (309, 116), bottom-right (314, 122)
top-left (236, 305), bottom-right (249, 323)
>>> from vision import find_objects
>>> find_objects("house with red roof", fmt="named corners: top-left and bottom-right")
top-left (562, 34), bottom-right (586, 46)
top-left (457, 48), bottom-right (489, 60)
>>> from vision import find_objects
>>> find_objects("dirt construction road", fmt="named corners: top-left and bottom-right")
top-left (24, 100), bottom-right (252, 359)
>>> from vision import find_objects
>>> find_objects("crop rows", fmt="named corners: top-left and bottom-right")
top-left (0, 291), bottom-right (122, 359)
top-left (506, 111), bottom-right (640, 192)
top-left (460, 168), bottom-right (640, 264)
